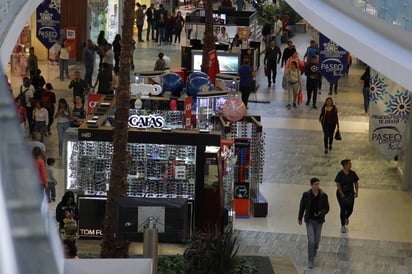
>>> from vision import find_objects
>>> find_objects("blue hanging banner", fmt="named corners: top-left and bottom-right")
top-left (36, 0), bottom-right (61, 49)
top-left (318, 33), bottom-right (347, 84)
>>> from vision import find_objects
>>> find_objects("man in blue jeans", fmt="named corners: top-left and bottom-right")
top-left (298, 178), bottom-right (330, 269)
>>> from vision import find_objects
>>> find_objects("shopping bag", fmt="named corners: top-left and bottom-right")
top-left (282, 74), bottom-right (287, 89)
top-left (335, 129), bottom-right (342, 140)
top-left (297, 88), bottom-right (303, 105)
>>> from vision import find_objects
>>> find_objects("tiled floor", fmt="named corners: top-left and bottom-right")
top-left (8, 28), bottom-right (412, 273)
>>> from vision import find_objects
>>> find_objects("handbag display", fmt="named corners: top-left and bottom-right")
top-left (335, 129), bottom-right (342, 140)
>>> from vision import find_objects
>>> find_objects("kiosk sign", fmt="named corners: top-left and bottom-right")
top-left (36, 0), bottom-right (61, 49)
top-left (128, 114), bottom-right (165, 129)
top-left (319, 33), bottom-right (347, 84)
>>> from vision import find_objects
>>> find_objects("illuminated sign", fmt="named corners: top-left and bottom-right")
top-left (128, 114), bottom-right (165, 129)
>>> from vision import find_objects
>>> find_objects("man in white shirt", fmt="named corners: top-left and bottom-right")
top-left (102, 43), bottom-right (114, 73)
top-left (273, 16), bottom-right (283, 47)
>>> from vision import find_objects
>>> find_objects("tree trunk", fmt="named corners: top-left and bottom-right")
top-left (100, 0), bottom-right (134, 258)
top-left (201, 0), bottom-right (215, 73)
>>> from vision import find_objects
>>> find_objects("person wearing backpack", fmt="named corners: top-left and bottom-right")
top-left (17, 77), bottom-right (35, 134)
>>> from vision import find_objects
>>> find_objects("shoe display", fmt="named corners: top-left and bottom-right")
top-left (341, 226), bottom-right (346, 233)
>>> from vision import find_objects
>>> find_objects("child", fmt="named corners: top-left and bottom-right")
top-left (46, 157), bottom-right (57, 202)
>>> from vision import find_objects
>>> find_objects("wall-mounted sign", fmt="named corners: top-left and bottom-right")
top-left (128, 115), bottom-right (165, 129)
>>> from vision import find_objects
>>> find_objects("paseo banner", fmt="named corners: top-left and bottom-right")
top-left (369, 72), bottom-right (410, 161)
top-left (36, 0), bottom-right (61, 49)
top-left (318, 33), bottom-right (347, 84)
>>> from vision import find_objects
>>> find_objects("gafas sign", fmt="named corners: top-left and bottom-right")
top-left (128, 115), bottom-right (165, 129)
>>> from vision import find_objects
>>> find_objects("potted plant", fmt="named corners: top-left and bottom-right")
top-left (183, 226), bottom-right (249, 274)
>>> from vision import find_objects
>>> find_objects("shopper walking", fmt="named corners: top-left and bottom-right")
top-left (93, 63), bottom-right (113, 94)
top-left (304, 55), bottom-right (321, 108)
top-left (112, 34), bottom-right (121, 73)
top-left (83, 39), bottom-right (98, 88)
top-left (285, 61), bottom-right (302, 110)
top-left (56, 191), bottom-right (79, 231)
top-left (46, 157), bottom-right (57, 202)
top-left (58, 39), bottom-right (71, 81)
top-left (97, 30), bottom-right (108, 70)
top-left (238, 58), bottom-right (253, 107)
top-left (273, 15), bottom-right (283, 47)
top-left (335, 159), bottom-right (359, 233)
top-left (26, 47), bottom-right (39, 81)
top-left (319, 97), bottom-right (339, 154)
top-left (32, 100), bottom-right (49, 143)
top-left (135, 3), bottom-right (146, 42)
top-left (18, 77), bottom-right (35, 134)
top-left (41, 83), bottom-right (57, 136)
top-left (69, 71), bottom-right (89, 103)
top-left (55, 98), bottom-right (71, 160)
top-left (298, 178), bottom-right (330, 269)
top-left (360, 65), bottom-right (371, 115)
top-left (263, 40), bottom-right (281, 87)
top-left (174, 11), bottom-right (185, 44)
top-left (146, 4), bottom-right (156, 41)
top-left (33, 147), bottom-right (48, 196)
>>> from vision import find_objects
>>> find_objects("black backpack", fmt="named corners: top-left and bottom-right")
top-left (17, 86), bottom-right (30, 107)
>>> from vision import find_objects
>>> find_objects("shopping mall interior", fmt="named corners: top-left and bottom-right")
top-left (0, 0), bottom-right (412, 274)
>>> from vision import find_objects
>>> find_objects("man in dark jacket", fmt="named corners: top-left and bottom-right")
top-left (264, 40), bottom-right (281, 87)
top-left (304, 55), bottom-right (321, 108)
top-left (298, 177), bottom-right (330, 269)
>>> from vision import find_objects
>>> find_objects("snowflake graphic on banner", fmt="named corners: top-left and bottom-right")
top-left (38, 10), bottom-right (56, 27)
top-left (49, 0), bottom-right (61, 13)
top-left (384, 89), bottom-right (410, 123)
top-left (324, 41), bottom-right (338, 53)
top-left (369, 73), bottom-right (387, 103)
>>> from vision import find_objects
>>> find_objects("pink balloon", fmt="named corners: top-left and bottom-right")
top-left (222, 97), bottom-right (247, 121)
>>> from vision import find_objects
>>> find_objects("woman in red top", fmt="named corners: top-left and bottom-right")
top-left (33, 147), bottom-right (48, 195)
top-left (319, 97), bottom-right (339, 154)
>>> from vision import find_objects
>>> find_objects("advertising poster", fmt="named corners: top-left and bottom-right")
top-left (36, 0), bottom-right (61, 49)
top-left (318, 33), bottom-right (347, 84)
top-left (207, 50), bottom-right (219, 85)
top-left (369, 72), bottom-right (410, 161)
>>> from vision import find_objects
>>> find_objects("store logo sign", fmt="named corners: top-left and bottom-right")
top-left (80, 132), bottom-right (92, 138)
top-left (128, 115), bottom-right (165, 129)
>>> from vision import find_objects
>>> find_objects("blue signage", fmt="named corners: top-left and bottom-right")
top-left (319, 33), bottom-right (348, 84)
top-left (36, 0), bottom-right (61, 49)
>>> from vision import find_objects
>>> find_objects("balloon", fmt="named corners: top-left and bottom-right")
top-left (222, 97), bottom-right (247, 122)
top-left (187, 71), bottom-right (209, 82)
top-left (186, 77), bottom-right (212, 97)
top-left (163, 72), bottom-right (183, 97)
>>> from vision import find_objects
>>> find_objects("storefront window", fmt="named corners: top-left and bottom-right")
top-left (88, 0), bottom-right (119, 44)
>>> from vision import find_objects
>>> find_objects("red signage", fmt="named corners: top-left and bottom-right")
top-left (207, 50), bottom-right (219, 85)
top-left (185, 96), bottom-right (193, 129)
top-left (87, 94), bottom-right (103, 115)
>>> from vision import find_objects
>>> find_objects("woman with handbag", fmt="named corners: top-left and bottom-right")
top-left (335, 159), bottom-right (359, 233)
top-left (319, 97), bottom-right (339, 154)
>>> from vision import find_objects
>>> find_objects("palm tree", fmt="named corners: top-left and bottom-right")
top-left (100, 0), bottom-right (134, 258)
top-left (201, 0), bottom-right (215, 73)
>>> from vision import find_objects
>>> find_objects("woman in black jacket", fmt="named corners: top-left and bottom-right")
top-left (319, 97), bottom-right (339, 154)
top-left (56, 191), bottom-right (79, 230)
